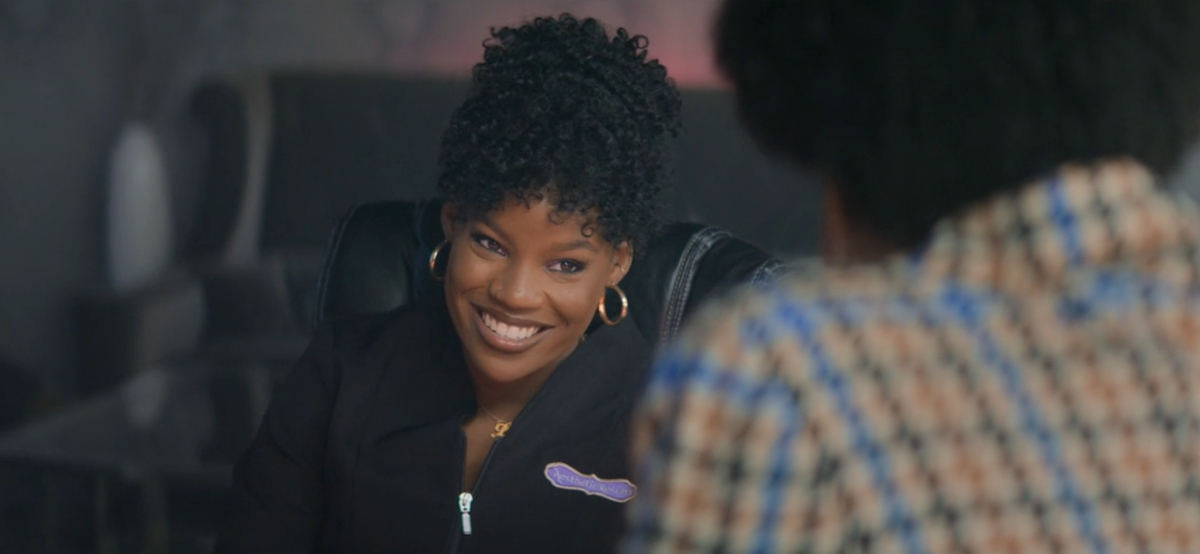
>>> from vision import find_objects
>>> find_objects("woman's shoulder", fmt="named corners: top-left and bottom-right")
top-left (299, 302), bottom-right (461, 407)
top-left (320, 301), bottom-right (456, 362)
top-left (314, 302), bottom-right (471, 433)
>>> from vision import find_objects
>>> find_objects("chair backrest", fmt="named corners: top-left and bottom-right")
top-left (313, 200), bottom-right (785, 343)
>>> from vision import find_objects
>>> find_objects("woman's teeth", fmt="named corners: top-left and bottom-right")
top-left (481, 311), bottom-right (539, 340)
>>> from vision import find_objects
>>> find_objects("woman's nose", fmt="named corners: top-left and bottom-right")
top-left (488, 262), bottom-right (541, 310)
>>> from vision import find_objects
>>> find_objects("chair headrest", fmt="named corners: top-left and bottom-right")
top-left (314, 200), bottom-right (784, 344)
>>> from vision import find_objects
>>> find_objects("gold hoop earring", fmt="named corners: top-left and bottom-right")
top-left (429, 240), bottom-right (449, 282)
top-left (597, 284), bottom-right (628, 326)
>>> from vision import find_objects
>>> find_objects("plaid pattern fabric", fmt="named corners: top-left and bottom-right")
top-left (624, 160), bottom-right (1200, 553)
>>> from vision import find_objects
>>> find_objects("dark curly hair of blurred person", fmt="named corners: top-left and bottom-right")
top-left (438, 13), bottom-right (682, 252)
top-left (716, 0), bottom-right (1200, 246)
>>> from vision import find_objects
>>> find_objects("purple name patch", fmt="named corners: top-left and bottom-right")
top-left (543, 462), bottom-right (637, 503)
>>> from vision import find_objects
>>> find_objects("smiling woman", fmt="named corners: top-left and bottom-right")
top-left (455, 204), bottom-right (622, 348)
top-left (439, 197), bottom-right (637, 491)
top-left (217, 13), bottom-right (682, 554)
top-left (441, 198), bottom-right (630, 387)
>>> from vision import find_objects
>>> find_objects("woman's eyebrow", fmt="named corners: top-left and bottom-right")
top-left (478, 218), bottom-right (512, 244)
top-left (554, 239), bottom-right (599, 253)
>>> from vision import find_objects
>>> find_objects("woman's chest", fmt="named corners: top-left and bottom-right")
top-left (324, 415), bottom-right (637, 554)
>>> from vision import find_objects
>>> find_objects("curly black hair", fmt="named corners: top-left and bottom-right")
top-left (716, 0), bottom-right (1200, 246)
top-left (437, 14), bottom-right (682, 252)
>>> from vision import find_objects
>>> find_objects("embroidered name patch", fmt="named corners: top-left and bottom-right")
top-left (544, 462), bottom-right (637, 503)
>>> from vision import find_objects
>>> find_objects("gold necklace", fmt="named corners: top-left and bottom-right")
top-left (478, 405), bottom-right (512, 439)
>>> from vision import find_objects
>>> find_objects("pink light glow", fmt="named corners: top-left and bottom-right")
top-left (380, 0), bottom-right (727, 89)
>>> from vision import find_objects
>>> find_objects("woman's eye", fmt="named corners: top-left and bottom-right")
top-left (473, 235), bottom-right (506, 255)
top-left (550, 260), bottom-right (586, 274)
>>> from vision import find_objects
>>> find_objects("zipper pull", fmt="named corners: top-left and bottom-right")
top-left (458, 492), bottom-right (473, 535)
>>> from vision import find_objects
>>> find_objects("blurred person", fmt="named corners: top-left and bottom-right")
top-left (218, 14), bottom-right (681, 553)
top-left (625, 1), bottom-right (1200, 552)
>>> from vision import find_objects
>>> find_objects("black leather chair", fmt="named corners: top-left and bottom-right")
top-left (313, 199), bottom-right (785, 344)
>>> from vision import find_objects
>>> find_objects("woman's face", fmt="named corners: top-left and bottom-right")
top-left (440, 197), bottom-right (632, 388)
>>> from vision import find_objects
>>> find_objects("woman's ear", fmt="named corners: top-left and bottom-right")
top-left (440, 202), bottom-right (460, 240)
top-left (608, 242), bottom-right (634, 286)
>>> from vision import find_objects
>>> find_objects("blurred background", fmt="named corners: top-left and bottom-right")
top-left (1, 1), bottom-right (1200, 552)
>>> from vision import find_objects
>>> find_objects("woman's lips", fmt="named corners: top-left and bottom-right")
top-left (473, 307), bottom-right (549, 353)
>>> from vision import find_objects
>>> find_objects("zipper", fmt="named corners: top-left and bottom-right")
top-left (447, 367), bottom-right (562, 551)
top-left (447, 432), bottom-right (501, 553)
top-left (460, 439), bottom-right (499, 534)
top-left (458, 492), bottom-right (474, 535)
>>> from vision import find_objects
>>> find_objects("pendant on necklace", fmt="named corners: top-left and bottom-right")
top-left (490, 421), bottom-right (511, 439)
